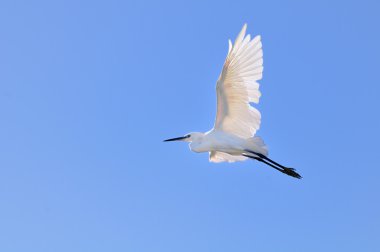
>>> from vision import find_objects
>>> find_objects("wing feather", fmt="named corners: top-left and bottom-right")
top-left (209, 151), bottom-right (248, 163)
top-left (214, 24), bottom-right (263, 139)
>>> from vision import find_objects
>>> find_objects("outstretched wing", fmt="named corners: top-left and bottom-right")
top-left (209, 151), bottom-right (248, 163)
top-left (214, 24), bottom-right (263, 139)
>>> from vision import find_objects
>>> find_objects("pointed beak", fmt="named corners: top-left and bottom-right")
top-left (163, 135), bottom-right (189, 142)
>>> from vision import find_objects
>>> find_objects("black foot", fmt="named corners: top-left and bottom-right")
top-left (282, 168), bottom-right (302, 179)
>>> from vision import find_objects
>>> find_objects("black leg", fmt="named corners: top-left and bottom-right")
top-left (242, 154), bottom-right (302, 179)
top-left (242, 154), bottom-right (283, 172)
top-left (244, 150), bottom-right (290, 170)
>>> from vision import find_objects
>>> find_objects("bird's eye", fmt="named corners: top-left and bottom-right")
top-left (186, 134), bottom-right (191, 138)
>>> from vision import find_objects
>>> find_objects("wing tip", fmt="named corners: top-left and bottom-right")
top-left (228, 39), bottom-right (232, 53)
top-left (234, 23), bottom-right (248, 46)
top-left (241, 23), bottom-right (247, 36)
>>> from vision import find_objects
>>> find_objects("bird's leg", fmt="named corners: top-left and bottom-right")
top-left (242, 154), bottom-right (302, 179)
top-left (244, 150), bottom-right (290, 170)
top-left (242, 154), bottom-right (283, 172)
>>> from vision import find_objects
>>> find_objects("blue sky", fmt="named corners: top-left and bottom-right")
top-left (0, 0), bottom-right (379, 251)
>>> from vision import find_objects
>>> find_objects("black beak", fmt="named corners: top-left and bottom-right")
top-left (163, 135), bottom-right (189, 142)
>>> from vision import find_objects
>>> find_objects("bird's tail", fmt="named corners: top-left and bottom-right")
top-left (246, 136), bottom-right (268, 156)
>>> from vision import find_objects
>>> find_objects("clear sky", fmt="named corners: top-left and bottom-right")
top-left (0, 0), bottom-right (379, 251)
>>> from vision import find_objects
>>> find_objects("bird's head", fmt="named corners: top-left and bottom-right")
top-left (164, 132), bottom-right (204, 143)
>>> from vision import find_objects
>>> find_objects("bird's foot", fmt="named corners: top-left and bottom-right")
top-left (282, 168), bottom-right (302, 179)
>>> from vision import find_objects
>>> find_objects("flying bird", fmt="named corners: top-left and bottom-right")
top-left (164, 24), bottom-right (301, 179)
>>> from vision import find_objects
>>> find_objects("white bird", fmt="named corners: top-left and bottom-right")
top-left (164, 24), bottom-right (301, 179)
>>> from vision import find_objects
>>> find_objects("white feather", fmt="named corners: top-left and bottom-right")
top-left (209, 151), bottom-right (248, 163)
top-left (214, 24), bottom-right (264, 139)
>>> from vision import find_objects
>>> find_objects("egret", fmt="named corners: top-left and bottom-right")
top-left (164, 24), bottom-right (301, 179)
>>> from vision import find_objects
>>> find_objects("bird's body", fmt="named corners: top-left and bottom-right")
top-left (190, 130), bottom-right (245, 154)
top-left (165, 24), bottom-right (302, 179)
top-left (188, 130), bottom-right (266, 156)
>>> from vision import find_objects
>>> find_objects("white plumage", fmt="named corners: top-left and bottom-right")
top-left (164, 24), bottom-right (301, 179)
top-left (210, 23), bottom-right (264, 163)
top-left (215, 24), bottom-right (263, 141)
